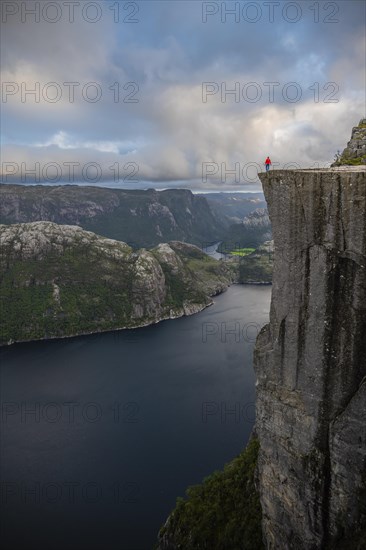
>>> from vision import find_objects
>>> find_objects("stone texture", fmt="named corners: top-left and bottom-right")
top-left (332, 119), bottom-right (366, 165)
top-left (255, 167), bottom-right (366, 548)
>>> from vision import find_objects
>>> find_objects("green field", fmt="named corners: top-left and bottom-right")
top-left (229, 247), bottom-right (256, 257)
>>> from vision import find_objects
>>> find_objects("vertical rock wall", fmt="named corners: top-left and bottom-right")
top-left (255, 168), bottom-right (366, 549)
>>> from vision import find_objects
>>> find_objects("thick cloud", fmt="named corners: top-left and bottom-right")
top-left (1, 0), bottom-right (365, 190)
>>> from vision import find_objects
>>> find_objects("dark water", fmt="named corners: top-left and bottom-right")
top-left (0, 285), bottom-right (271, 550)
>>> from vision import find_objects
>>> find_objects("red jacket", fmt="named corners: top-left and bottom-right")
top-left (265, 157), bottom-right (271, 165)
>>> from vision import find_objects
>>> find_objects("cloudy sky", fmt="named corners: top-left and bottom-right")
top-left (1, 0), bottom-right (365, 191)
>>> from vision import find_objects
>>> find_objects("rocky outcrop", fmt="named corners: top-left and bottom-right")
top-left (0, 185), bottom-right (225, 248)
top-left (219, 208), bottom-right (272, 254)
top-left (0, 222), bottom-right (233, 345)
top-left (238, 240), bottom-right (273, 284)
top-left (332, 119), bottom-right (366, 166)
top-left (242, 208), bottom-right (271, 229)
top-left (254, 166), bottom-right (366, 548)
top-left (203, 192), bottom-right (267, 226)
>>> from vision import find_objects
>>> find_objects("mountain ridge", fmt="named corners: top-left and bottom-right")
top-left (0, 185), bottom-right (225, 249)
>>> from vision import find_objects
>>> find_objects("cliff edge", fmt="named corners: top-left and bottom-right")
top-left (255, 166), bottom-right (366, 548)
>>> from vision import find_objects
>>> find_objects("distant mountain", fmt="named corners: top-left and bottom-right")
top-left (200, 192), bottom-right (267, 226)
top-left (0, 222), bottom-right (235, 345)
top-left (0, 185), bottom-right (226, 249)
top-left (237, 241), bottom-right (273, 284)
top-left (218, 208), bottom-right (272, 253)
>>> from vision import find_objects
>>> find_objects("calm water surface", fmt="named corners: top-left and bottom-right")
top-left (0, 285), bottom-right (271, 550)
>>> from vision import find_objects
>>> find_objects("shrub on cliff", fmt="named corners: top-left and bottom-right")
top-left (331, 119), bottom-right (366, 166)
top-left (157, 437), bottom-right (264, 550)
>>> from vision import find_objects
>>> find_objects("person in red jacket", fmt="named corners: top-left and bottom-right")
top-left (265, 156), bottom-right (272, 171)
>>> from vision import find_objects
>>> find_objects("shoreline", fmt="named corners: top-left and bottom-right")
top-left (1, 282), bottom-right (272, 348)
top-left (1, 299), bottom-right (214, 348)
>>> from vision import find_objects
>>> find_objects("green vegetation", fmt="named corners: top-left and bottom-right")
top-left (337, 156), bottom-right (365, 166)
top-left (237, 244), bottom-right (273, 284)
top-left (0, 185), bottom-right (225, 248)
top-left (152, 241), bottom-right (235, 306)
top-left (229, 247), bottom-right (256, 257)
top-left (0, 245), bottom-right (133, 344)
top-left (218, 209), bottom-right (271, 256)
top-left (0, 224), bottom-right (233, 345)
top-left (332, 119), bottom-right (366, 166)
top-left (160, 266), bottom-right (206, 310)
top-left (157, 437), bottom-right (264, 550)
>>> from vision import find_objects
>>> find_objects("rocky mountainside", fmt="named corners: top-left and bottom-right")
top-left (218, 208), bottom-right (272, 253)
top-left (238, 240), bottom-right (273, 284)
top-left (201, 192), bottom-right (267, 226)
top-left (0, 222), bottom-right (234, 345)
top-left (0, 186), bottom-right (225, 249)
top-left (332, 118), bottom-right (366, 166)
top-left (255, 166), bottom-right (366, 548)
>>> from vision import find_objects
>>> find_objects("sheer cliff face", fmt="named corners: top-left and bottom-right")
top-left (255, 168), bottom-right (366, 549)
